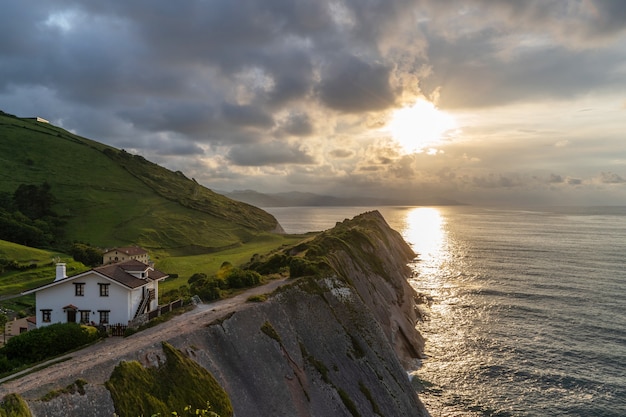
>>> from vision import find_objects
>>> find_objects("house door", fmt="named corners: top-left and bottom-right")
top-left (67, 309), bottom-right (76, 323)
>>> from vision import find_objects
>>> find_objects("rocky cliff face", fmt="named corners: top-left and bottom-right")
top-left (4, 211), bottom-right (428, 417)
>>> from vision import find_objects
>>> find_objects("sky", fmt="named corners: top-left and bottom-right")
top-left (1, 1), bottom-right (625, 206)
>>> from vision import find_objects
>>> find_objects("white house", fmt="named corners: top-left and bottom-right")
top-left (102, 246), bottom-right (150, 265)
top-left (22, 260), bottom-right (168, 328)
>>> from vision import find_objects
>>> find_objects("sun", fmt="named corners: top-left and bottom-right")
top-left (387, 99), bottom-right (457, 153)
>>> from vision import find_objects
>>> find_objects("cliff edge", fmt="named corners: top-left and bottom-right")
top-left (1, 211), bottom-right (428, 417)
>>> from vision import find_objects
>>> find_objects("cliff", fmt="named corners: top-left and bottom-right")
top-left (0, 211), bottom-right (428, 417)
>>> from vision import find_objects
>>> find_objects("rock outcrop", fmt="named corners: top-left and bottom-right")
top-left (2, 211), bottom-right (428, 417)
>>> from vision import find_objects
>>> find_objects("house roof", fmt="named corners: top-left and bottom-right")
top-left (94, 260), bottom-right (168, 288)
top-left (103, 246), bottom-right (148, 256)
top-left (22, 260), bottom-right (168, 295)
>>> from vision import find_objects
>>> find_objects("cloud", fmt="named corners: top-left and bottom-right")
top-left (318, 55), bottom-right (397, 112)
top-left (549, 174), bottom-right (564, 184)
top-left (276, 112), bottom-right (314, 137)
top-left (227, 141), bottom-right (315, 166)
top-left (598, 171), bottom-right (626, 184)
top-left (329, 149), bottom-right (354, 159)
top-left (0, 0), bottom-right (625, 205)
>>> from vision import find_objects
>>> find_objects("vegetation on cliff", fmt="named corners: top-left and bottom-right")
top-left (0, 393), bottom-right (31, 417)
top-left (105, 342), bottom-right (233, 417)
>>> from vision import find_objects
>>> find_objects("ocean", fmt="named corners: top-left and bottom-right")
top-left (264, 206), bottom-right (626, 417)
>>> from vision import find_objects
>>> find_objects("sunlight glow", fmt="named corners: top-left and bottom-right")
top-left (403, 207), bottom-right (445, 263)
top-left (387, 99), bottom-right (457, 154)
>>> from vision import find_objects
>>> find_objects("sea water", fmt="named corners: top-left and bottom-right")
top-left (264, 205), bottom-right (626, 417)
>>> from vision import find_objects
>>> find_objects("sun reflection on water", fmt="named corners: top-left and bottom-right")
top-left (397, 207), bottom-right (476, 415)
top-left (403, 207), bottom-right (446, 264)
top-left (399, 207), bottom-right (451, 295)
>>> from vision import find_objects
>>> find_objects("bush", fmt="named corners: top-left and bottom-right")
top-left (0, 393), bottom-right (31, 417)
top-left (288, 257), bottom-right (319, 278)
top-left (226, 268), bottom-right (261, 289)
top-left (188, 273), bottom-right (207, 284)
top-left (189, 276), bottom-right (223, 302)
top-left (1, 323), bottom-right (100, 364)
top-left (0, 355), bottom-right (19, 375)
top-left (71, 243), bottom-right (103, 267)
top-left (248, 254), bottom-right (290, 275)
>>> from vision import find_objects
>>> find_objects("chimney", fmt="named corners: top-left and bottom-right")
top-left (55, 263), bottom-right (67, 281)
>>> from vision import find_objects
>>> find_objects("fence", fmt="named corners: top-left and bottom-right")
top-left (147, 299), bottom-right (183, 320)
top-left (111, 299), bottom-right (185, 335)
top-left (109, 323), bottom-right (128, 337)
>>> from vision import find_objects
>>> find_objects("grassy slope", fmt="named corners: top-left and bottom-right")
top-left (0, 111), bottom-right (306, 310)
top-left (0, 240), bottom-right (89, 313)
top-left (0, 112), bottom-right (279, 251)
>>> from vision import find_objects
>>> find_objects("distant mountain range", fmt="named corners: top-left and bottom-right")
top-left (219, 189), bottom-right (462, 207)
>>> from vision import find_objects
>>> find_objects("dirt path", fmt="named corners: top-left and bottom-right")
top-left (0, 278), bottom-right (291, 398)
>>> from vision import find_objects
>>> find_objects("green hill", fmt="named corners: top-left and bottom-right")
top-left (0, 110), bottom-right (281, 254)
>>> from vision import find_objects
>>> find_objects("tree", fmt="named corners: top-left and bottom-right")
top-left (13, 182), bottom-right (56, 220)
top-left (71, 243), bottom-right (103, 267)
top-left (0, 313), bottom-right (7, 345)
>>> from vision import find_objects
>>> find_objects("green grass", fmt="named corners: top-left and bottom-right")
top-left (0, 112), bottom-right (279, 251)
top-left (155, 234), bottom-right (304, 293)
top-left (0, 240), bottom-right (88, 298)
top-left (0, 234), bottom-right (306, 313)
top-left (0, 240), bottom-right (65, 265)
top-left (0, 111), bottom-right (312, 315)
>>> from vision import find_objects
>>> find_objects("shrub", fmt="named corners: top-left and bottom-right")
top-left (288, 257), bottom-right (318, 278)
top-left (0, 393), bottom-right (31, 417)
top-left (106, 342), bottom-right (232, 417)
top-left (190, 277), bottom-right (223, 301)
top-left (71, 243), bottom-right (103, 267)
top-left (249, 253), bottom-right (290, 275)
top-left (1, 323), bottom-right (100, 364)
top-left (246, 294), bottom-right (267, 303)
top-left (226, 268), bottom-right (261, 289)
top-left (0, 355), bottom-right (18, 375)
top-left (188, 272), bottom-right (207, 284)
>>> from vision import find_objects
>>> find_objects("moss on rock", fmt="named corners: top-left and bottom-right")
top-left (105, 342), bottom-right (232, 417)
top-left (0, 393), bottom-right (31, 417)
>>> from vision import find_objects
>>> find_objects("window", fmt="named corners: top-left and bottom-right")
top-left (98, 310), bottom-right (110, 324)
top-left (80, 310), bottom-right (90, 324)
top-left (99, 283), bottom-right (110, 297)
top-left (74, 283), bottom-right (85, 296)
top-left (41, 309), bottom-right (51, 323)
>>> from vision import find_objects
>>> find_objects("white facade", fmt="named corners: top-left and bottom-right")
top-left (24, 261), bottom-right (167, 327)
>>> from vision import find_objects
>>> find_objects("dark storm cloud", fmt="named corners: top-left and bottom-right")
top-left (1, 0), bottom-right (625, 204)
top-left (0, 0), bottom-right (413, 150)
top-left (277, 112), bottom-right (314, 137)
top-left (221, 104), bottom-right (275, 129)
top-left (587, 0), bottom-right (626, 38)
top-left (227, 141), bottom-right (315, 166)
top-left (421, 24), bottom-right (626, 109)
top-left (318, 56), bottom-right (397, 112)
